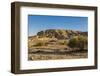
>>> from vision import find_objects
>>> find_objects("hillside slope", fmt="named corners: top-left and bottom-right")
top-left (28, 29), bottom-right (88, 60)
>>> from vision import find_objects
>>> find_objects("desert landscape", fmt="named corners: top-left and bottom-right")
top-left (28, 29), bottom-right (88, 60)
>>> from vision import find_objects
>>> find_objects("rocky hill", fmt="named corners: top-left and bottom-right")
top-left (31, 29), bottom-right (87, 39)
top-left (28, 29), bottom-right (88, 60)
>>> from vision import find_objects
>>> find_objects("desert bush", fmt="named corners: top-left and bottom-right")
top-left (34, 42), bottom-right (43, 46)
top-left (59, 40), bottom-right (68, 45)
top-left (68, 35), bottom-right (87, 50)
top-left (33, 41), bottom-right (48, 46)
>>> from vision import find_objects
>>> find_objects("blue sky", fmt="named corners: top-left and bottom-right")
top-left (28, 15), bottom-right (88, 36)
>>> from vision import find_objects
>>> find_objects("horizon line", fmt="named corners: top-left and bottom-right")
top-left (28, 29), bottom-right (88, 36)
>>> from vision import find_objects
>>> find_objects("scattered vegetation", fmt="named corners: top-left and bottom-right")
top-left (34, 42), bottom-right (43, 46)
top-left (68, 35), bottom-right (87, 50)
top-left (58, 40), bottom-right (68, 45)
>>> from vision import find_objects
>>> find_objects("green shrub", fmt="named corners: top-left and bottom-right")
top-left (68, 35), bottom-right (87, 50)
top-left (59, 40), bottom-right (68, 45)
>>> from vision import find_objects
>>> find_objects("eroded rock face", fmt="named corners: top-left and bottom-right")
top-left (37, 29), bottom-right (87, 39)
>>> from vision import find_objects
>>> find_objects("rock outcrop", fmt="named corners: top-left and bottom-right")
top-left (36, 29), bottom-right (87, 39)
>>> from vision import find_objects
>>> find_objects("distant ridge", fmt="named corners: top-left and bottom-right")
top-left (29, 29), bottom-right (87, 39)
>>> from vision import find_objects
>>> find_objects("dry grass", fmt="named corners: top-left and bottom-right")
top-left (28, 37), bottom-right (88, 61)
top-left (28, 51), bottom-right (87, 60)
